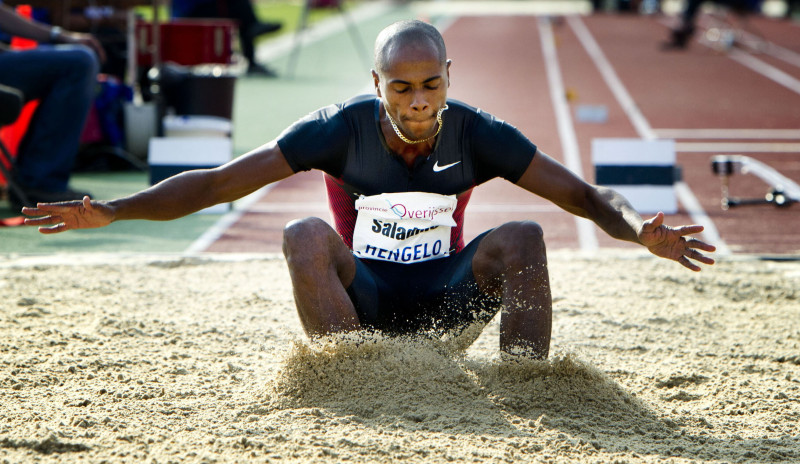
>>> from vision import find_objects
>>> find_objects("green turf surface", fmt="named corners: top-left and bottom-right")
top-left (0, 172), bottom-right (221, 253)
top-left (0, 3), bottom-right (417, 255)
top-left (134, 0), bottom-right (356, 43)
top-left (253, 0), bottom-right (361, 44)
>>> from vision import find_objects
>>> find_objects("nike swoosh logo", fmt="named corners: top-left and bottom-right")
top-left (433, 160), bottom-right (461, 172)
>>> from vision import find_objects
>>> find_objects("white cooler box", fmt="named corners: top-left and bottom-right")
top-left (163, 115), bottom-right (232, 138)
top-left (148, 135), bottom-right (232, 214)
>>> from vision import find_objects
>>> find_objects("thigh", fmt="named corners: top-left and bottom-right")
top-left (283, 216), bottom-right (357, 285)
top-left (345, 257), bottom-right (386, 330)
top-left (0, 50), bottom-right (47, 99)
top-left (0, 46), bottom-right (96, 101)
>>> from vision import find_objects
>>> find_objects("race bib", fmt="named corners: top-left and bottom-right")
top-left (352, 192), bottom-right (457, 264)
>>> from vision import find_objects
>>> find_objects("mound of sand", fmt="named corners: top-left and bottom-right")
top-left (1, 251), bottom-right (798, 463)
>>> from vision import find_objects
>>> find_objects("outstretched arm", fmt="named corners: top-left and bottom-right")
top-left (23, 141), bottom-right (295, 233)
top-left (516, 149), bottom-right (715, 271)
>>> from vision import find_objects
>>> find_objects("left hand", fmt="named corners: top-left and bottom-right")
top-left (638, 212), bottom-right (716, 271)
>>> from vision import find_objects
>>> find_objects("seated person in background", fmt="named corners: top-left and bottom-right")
top-left (0, 2), bottom-right (104, 210)
top-left (172, 0), bottom-right (282, 76)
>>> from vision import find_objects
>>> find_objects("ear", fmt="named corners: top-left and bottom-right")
top-left (371, 69), bottom-right (382, 97)
top-left (446, 59), bottom-right (452, 87)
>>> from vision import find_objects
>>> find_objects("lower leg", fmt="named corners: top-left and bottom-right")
top-left (225, 0), bottom-right (260, 30)
top-left (472, 221), bottom-right (552, 359)
top-left (681, 0), bottom-right (701, 28)
top-left (239, 30), bottom-right (256, 65)
top-left (228, 0), bottom-right (258, 64)
top-left (283, 217), bottom-right (360, 336)
top-left (498, 260), bottom-right (552, 358)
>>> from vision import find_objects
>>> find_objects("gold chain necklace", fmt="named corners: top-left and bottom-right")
top-left (385, 105), bottom-right (449, 145)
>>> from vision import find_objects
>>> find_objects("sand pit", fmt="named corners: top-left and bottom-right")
top-left (1, 251), bottom-right (799, 463)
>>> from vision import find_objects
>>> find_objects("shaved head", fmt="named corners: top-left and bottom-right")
top-left (374, 20), bottom-right (447, 73)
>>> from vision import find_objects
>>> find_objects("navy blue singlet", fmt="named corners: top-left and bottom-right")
top-left (277, 95), bottom-right (537, 254)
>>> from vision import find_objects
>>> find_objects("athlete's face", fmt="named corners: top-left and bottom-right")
top-left (373, 41), bottom-right (451, 141)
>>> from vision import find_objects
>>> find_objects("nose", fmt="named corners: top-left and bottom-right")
top-left (410, 90), bottom-right (429, 112)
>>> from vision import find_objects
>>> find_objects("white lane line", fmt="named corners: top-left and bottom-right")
top-left (660, 15), bottom-right (800, 96)
top-left (539, 16), bottom-right (599, 252)
top-left (540, 18), bottom-right (584, 176)
top-left (654, 128), bottom-right (800, 140)
top-left (676, 142), bottom-right (800, 153)
top-left (567, 15), bottom-right (729, 255)
top-left (757, 41), bottom-right (800, 69)
top-left (737, 30), bottom-right (800, 69)
top-left (674, 182), bottom-right (731, 255)
top-left (694, 14), bottom-right (800, 70)
top-left (728, 49), bottom-right (800, 96)
top-left (567, 16), bottom-right (656, 141)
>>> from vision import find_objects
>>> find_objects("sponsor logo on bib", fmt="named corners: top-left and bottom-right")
top-left (353, 192), bottom-right (456, 264)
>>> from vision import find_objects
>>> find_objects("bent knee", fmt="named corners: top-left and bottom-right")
top-left (64, 46), bottom-right (100, 76)
top-left (282, 217), bottom-right (354, 281)
top-left (479, 221), bottom-right (547, 267)
top-left (472, 221), bottom-right (548, 291)
top-left (282, 217), bottom-right (332, 257)
top-left (496, 221), bottom-right (545, 254)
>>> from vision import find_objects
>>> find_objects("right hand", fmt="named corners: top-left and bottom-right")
top-left (22, 196), bottom-right (114, 234)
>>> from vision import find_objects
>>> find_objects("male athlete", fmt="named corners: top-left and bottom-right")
top-left (23, 20), bottom-right (715, 359)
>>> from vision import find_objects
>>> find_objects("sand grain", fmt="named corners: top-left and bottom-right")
top-left (1, 251), bottom-right (798, 463)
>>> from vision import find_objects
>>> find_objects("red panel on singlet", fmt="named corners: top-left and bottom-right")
top-left (324, 173), bottom-right (471, 253)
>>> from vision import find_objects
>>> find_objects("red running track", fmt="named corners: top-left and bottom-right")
top-left (207, 13), bottom-right (800, 257)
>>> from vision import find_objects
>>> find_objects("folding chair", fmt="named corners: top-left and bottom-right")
top-left (0, 83), bottom-right (31, 208)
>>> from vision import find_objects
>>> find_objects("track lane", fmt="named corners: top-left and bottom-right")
top-left (206, 12), bottom-right (800, 256)
top-left (445, 15), bottom-right (585, 248)
top-left (579, 13), bottom-right (799, 255)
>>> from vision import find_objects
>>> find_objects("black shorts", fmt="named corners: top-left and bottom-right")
top-left (346, 230), bottom-right (501, 336)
